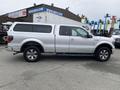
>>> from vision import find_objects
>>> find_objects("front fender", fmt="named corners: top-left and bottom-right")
top-left (95, 41), bottom-right (115, 49)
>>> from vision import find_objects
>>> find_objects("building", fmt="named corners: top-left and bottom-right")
top-left (0, 4), bottom-right (84, 26)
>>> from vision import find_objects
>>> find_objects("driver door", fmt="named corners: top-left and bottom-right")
top-left (69, 27), bottom-right (95, 53)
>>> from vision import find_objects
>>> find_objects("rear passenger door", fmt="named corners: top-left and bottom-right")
top-left (55, 26), bottom-right (70, 53)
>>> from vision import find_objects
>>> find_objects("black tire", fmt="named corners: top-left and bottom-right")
top-left (95, 47), bottom-right (111, 62)
top-left (23, 46), bottom-right (41, 62)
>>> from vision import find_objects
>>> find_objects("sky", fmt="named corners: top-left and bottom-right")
top-left (0, 0), bottom-right (120, 20)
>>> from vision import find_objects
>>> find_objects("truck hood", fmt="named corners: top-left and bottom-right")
top-left (93, 36), bottom-right (115, 43)
top-left (93, 36), bottom-right (115, 49)
top-left (112, 35), bottom-right (120, 39)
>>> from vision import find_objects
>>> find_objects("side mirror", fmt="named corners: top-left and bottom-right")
top-left (87, 34), bottom-right (93, 38)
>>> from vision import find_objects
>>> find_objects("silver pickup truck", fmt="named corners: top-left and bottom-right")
top-left (6, 22), bottom-right (115, 62)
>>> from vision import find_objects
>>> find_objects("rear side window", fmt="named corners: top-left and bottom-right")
top-left (14, 24), bottom-right (32, 32)
top-left (33, 25), bottom-right (52, 33)
top-left (59, 26), bottom-right (70, 36)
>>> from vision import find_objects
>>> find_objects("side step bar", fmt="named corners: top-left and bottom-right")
top-left (42, 53), bottom-right (94, 56)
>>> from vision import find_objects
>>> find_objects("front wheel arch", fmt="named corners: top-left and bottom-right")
top-left (94, 44), bottom-right (112, 54)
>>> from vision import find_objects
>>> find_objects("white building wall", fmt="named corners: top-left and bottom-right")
top-left (33, 12), bottom-right (47, 23)
top-left (33, 12), bottom-right (83, 26)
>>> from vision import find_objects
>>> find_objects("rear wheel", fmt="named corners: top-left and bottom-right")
top-left (23, 46), bottom-right (41, 62)
top-left (95, 47), bottom-right (111, 62)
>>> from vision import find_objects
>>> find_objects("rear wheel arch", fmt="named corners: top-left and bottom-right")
top-left (20, 41), bottom-right (44, 53)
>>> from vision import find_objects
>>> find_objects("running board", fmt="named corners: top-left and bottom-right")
top-left (42, 53), bottom-right (94, 56)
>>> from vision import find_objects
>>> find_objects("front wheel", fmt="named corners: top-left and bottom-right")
top-left (23, 46), bottom-right (41, 62)
top-left (95, 47), bottom-right (111, 62)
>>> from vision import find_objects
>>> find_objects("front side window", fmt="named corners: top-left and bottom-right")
top-left (59, 26), bottom-right (88, 38)
top-left (71, 27), bottom-right (88, 38)
top-left (14, 24), bottom-right (32, 32)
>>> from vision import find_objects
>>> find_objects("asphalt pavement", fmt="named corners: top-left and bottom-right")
top-left (0, 45), bottom-right (120, 90)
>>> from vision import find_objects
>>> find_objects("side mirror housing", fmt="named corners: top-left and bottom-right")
top-left (87, 34), bottom-right (93, 38)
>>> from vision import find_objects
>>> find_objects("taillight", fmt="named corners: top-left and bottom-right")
top-left (3, 36), bottom-right (13, 43)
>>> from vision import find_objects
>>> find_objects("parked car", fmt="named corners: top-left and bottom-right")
top-left (2, 22), bottom-right (13, 31)
top-left (0, 26), bottom-right (7, 44)
top-left (0, 22), bottom-right (12, 44)
top-left (112, 29), bottom-right (120, 48)
top-left (6, 22), bottom-right (115, 62)
top-left (0, 31), bottom-right (7, 44)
